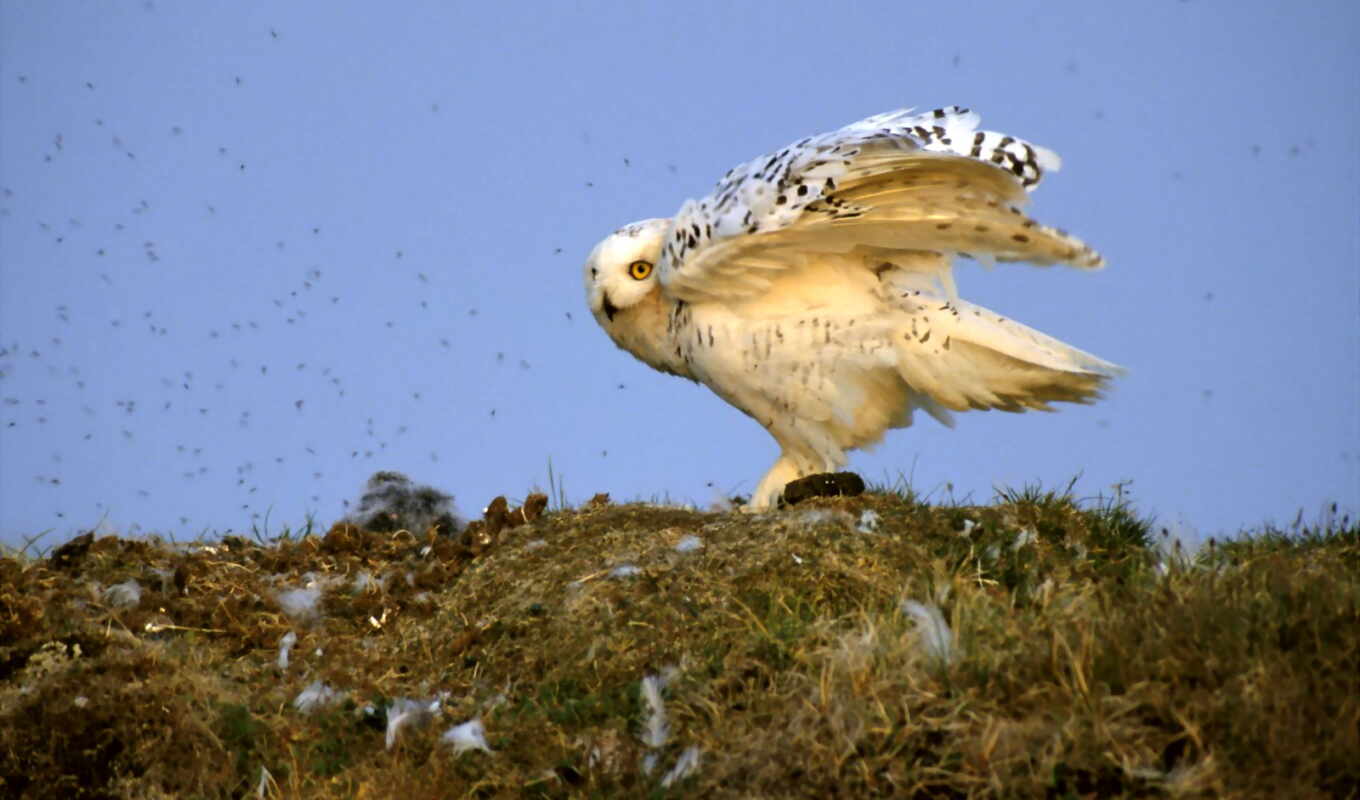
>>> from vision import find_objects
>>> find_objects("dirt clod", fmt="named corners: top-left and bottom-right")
top-left (782, 471), bottom-right (866, 505)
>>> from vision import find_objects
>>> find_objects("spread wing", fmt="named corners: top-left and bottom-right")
top-left (657, 106), bottom-right (1104, 305)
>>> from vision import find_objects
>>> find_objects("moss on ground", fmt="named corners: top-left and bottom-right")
top-left (1, 487), bottom-right (1356, 798)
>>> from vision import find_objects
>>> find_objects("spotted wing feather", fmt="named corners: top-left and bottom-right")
top-left (659, 106), bottom-right (1102, 304)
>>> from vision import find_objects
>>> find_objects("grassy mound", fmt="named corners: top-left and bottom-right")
top-left (2, 487), bottom-right (1356, 798)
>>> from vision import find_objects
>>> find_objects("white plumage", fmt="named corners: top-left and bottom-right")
top-left (584, 106), bottom-right (1121, 510)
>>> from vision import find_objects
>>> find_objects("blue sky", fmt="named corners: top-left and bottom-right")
top-left (2, 1), bottom-right (1356, 549)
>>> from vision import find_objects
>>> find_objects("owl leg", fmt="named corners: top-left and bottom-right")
top-left (744, 455), bottom-right (805, 512)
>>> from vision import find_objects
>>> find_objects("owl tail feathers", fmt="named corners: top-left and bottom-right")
top-left (896, 300), bottom-right (1123, 414)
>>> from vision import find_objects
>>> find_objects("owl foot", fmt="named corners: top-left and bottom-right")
top-left (742, 456), bottom-right (807, 512)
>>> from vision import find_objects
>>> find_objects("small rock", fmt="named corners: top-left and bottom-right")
top-left (517, 493), bottom-right (548, 523)
top-left (482, 496), bottom-right (509, 539)
top-left (173, 563), bottom-right (190, 594)
top-left (50, 532), bottom-right (94, 571)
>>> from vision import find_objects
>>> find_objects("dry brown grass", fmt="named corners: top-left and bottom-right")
top-left (1, 486), bottom-right (1356, 798)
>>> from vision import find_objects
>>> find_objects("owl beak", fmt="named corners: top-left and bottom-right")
top-left (601, 291), bottom-right (619, 322)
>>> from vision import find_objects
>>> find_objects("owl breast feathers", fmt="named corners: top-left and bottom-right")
top-left (583, 105), bottom-right (1121, 510)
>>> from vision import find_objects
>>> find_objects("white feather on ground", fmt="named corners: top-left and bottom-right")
top-left (293, 681), bottom-right (345, 714)
top-left (901, 600), bottom-right (955, 665)
top-left (442, 718), bottom-right (492, 755)
top-left (674, 534), bottom-right (704, 553)
top-left (799, 509), bottom-right (854, 528)
top-left (385, 697), bottom-right (440, 750)
top-left (1155, 516), bottom-right (1207, 574)
top-left (102, 579), bottom-right (142, 609)
top-left (638, 674), bottom-right (669, 750)
top-left (275, 587), bottom-right (322, 625)
top-left (661, 746), bottom-right (702, 788)
top-left (277, 631), bottom-right (297, 670)
top-left (349, 570), bottom-right (383, 594)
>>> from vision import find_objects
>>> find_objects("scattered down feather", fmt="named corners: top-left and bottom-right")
top-left (674, 534), bottom-right (704, 553)
top-left (102, 579), bottom-right (142, 609)
top-left (385, 697), bottom-right (440, 750)
top-left (275, 587), bottom-right (322, 625)
top-left (638, 674), bottom-right (670, 750)
top-left (442, 718), bottom-right (492, 755)
top-left (277, 631), bottom-right (297, 670)
top-left (901, 600), bottom-right (955, 665)
top-left (293, 681), bottom-right (344, 714)
top-left (661, 746), bottom-right (703, 788)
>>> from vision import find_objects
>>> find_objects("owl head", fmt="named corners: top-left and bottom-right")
top-left (583, 218), bottom-right (670, 327)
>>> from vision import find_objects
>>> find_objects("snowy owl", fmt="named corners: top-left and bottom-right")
top-left (584, 106), bottom-right (1121, 510)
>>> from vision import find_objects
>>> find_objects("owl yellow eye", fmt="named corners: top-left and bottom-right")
top-left (628, 260), bottom-right (653, 280)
